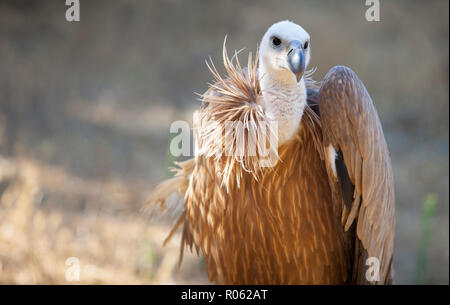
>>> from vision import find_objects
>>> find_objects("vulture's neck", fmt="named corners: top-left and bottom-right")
top-left (258, 72), bottom-right (307, 146)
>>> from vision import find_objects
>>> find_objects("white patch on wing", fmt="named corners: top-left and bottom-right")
top-left (327, 144), bottom-right (337, 177)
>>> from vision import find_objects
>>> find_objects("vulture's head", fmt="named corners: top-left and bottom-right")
top-left (259, 20), bottom-right (311, 86)
top-left (257, 21), bottom-right (312, 146)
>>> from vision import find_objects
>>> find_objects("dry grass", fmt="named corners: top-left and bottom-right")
top-left (0, 156), bottom-right (208, 284)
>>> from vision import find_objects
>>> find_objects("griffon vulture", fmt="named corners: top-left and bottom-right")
top-left (146, 20), bottom-right (395, 285)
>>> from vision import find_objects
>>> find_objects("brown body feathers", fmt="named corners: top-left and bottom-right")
top-left (146, 47), bottom-right (395, 284)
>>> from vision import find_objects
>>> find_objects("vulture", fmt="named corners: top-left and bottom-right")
top-left (146, 21), bottom-right (395, 285)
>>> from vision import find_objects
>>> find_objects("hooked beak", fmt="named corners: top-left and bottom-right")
top-left (287, 40), bottom-right (305, 83)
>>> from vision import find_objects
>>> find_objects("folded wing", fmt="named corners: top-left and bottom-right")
top-left (319, 66), bottom-right (395, 284)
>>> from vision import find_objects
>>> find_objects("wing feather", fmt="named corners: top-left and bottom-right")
top-left (318, 66), bottom-right (395, 284)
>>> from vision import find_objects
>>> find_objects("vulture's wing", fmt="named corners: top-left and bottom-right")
top-left (318, 66), bottom-right (395, 284)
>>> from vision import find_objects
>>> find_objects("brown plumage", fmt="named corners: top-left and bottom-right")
top-left (146, 23), bottom-right (395, 285)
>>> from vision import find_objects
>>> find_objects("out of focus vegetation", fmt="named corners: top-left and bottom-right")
top-left (416, 194), bottom-right (438, 284)
top-left (0, 0), bottom-right (448, 284)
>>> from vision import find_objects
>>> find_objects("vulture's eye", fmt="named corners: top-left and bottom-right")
top-left (304, 41), bottom-right (309, 49)
top-left (272, 37), bottom-right (282, 47)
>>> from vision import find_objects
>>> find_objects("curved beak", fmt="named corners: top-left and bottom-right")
top-left (287, 40), bottom-right (305, 83)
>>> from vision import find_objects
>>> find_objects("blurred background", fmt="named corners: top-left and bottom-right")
top-left (0, 0), bottom-right (448, 284)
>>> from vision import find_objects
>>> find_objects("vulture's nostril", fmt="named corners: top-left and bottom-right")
top-left (288, 49), bottom-right (294, 56)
